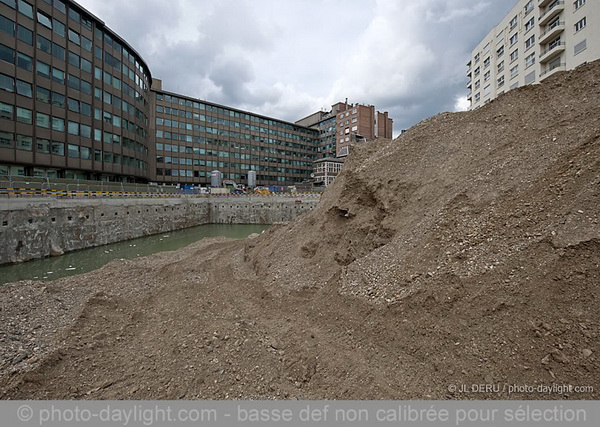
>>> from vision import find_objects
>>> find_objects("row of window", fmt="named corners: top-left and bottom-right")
top-left (155, 128), bottom-right (315, 151)
top-left (156, 96), bottom-right (315, 135)
top-left (0, 130), bottom-right (146, 169)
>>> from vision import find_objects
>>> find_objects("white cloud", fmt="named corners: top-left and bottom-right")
top-left (76, 0), bottom-right (516, 129)
top-left (454, 96), bottom-right (471, 112)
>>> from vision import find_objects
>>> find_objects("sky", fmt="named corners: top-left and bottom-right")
top-left (76, 0), bottom-right (517, 135)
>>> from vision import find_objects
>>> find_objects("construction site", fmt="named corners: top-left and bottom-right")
top-left (0, 61), bottom-right (598, 400)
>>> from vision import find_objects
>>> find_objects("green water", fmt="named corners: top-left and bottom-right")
top-left (0, 224), bottom-right (270, 285)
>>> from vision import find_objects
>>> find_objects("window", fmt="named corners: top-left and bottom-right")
top-left (509, 15), bottom-right (518, 30)
top-left (0, 43), bottom-right (15, 64)
top-left (36, 86), bottom-right (50, 103)
top-left (0, 102), bottom-right (13, 119)
top-left (80, 146), bottom-right (91, 159)
top-left (67, 122), bottom-right (79, 136)
top-left (81, 58), bottom-right (92, 73)
top-left (497, 75), bottom-right (505, 87)
top-left (80, 124), bottom-right (91, 138)
top-left (68, 98), bottom-right (79, 112)
top-left (67, 143), bottom-right (79, 157)
top-left (0, 0), bottom-right (16, 9)
top-left (525, 35), bottom-right (535, 50)
top-left (525, 17), bottom-right (535, 32)
top-left (53, 0), bottom-right (66, 14)
top-left (483, 84), bottom-right (491, 96)
top-left (497, 61), bottom-right (504, 72)
top-left (68, 51), bottom-right (79, 67)
top-left (510, 65), bottom-right (519, 78)
top-left (484, 70), bottom-right (491, 81)
top-left (51, 141), bottom-right (64, 156)
top-left (52, 18), bottom-right (65, 37)
top-left (37, 60), bottom-right (50, 78)
top-left (575, 17), bottom-right (586, 32)
top-left (17, 0), bottom-right (33, 19)
top-left (36, 138), bottom-right (50, 153)
top-left (52, 42), bottom-right (65, 60)
top-left (51, 67), bottom-right (65, 84)
top-left (36, 35), bottom-right (51, 54)
top-left (51, 117), bottom-right (65, 132)
top-left (16, 52), bottom-right (32, 71)
top-left (81, 36), bottom-right (92, 52)
top-left (510, 49), bottom-right (518, 62)
top-left (16, 135), bottom-right (32, 150)
top-left (474, 66), bottom-right (480, 76)
top-left (16, 79), bottom-right (32, 97)
top-left (525, 53), bottom-right (536, 67)
top-left (81, 102), bottom-right (91, 116)
top-left (524, 70), bottom-right (536, 85)
top-left (68, 8), bottom-right (80, 23)
top-left (0, 131), bottom-right (13, 148)
top-left (574, 0), bottom-right (586, 10)
top-left (574, 39), bottom-right (587, 55)
top-left (524, 0), bottom-right (534, 14)
top-left (0, 15), bottom-right (14, 36)
top-left (51, 92), bottom-right (65, 108)
top-left (16, 107), bottom-right (32, 124)
top-left (483, 57), bottom-right (490, 68)
top-left (497, 45), bottom-right (504, 57)
top-left (36, 11), bottom-right (52, 28)
top-left (17, 24), bottom-right (32, 45)
top-left (509, 33), bottom-right (518, 46)
top-left (474, 53), bottom-right (480, 63)
top-left (67, 74), bottom-right (79, 90)
top-left (0, 73), bottom-right (13, 92)
top-left (36, 112), bottom-right (50, 128)
top-left (68, 29), bottom-right (80, 45)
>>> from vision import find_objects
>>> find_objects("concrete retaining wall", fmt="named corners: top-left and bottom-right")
top-left (0, 196), bottom-right (318, 265)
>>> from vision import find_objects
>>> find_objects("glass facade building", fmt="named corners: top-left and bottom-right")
top-left (0, 0), bottom-right (322, 186)
top-left (0, 0), bottom-right (151, 181)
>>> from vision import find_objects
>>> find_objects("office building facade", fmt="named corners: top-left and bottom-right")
top-left (467, 0), bottom-right (600, 109)
top-left (151, 80), bottom-right (318, 186)
top-left (0, 0), bottom-right (152, 181)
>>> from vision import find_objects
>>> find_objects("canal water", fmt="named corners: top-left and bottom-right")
top-left (0, 224), bottom-right (270, 285)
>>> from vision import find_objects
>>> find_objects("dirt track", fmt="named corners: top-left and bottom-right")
top-left (1, 61), bottom-right (599, 400)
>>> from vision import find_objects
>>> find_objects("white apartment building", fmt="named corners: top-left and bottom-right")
top-left (467, 0), bottom-right (599, 109)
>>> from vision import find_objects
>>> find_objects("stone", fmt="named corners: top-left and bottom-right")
top-left (582, 349), bottom-right (592, 358)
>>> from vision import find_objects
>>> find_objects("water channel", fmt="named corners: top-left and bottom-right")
top-left (0, 224), bottom-right (270, 285)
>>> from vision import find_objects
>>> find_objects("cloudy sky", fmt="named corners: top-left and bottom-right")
top-left (76, 0), bottom-right (516, 135)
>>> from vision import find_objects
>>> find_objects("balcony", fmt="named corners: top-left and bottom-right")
top-left (539, 1), bottom-right (564, 26)
top-left (538, 0), bottom-right (554, 7)
top-left (539, 21), bottom-right (565, 44)
top-left (539, 42), bottom-right (565, 63)
top-left (540, 62), bottom-right (566, 81)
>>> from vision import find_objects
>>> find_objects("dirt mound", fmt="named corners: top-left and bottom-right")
top-left (1, 61), bottom-right (599, 399)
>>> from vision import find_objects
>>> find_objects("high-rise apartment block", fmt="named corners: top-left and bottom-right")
top-left (468, 0), bottom-right (599, 109)
top-left (296, 101), bottom-right (393, 159)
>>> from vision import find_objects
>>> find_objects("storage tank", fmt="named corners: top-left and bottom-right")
top-left (210, 170), bottom-right (222, 187)
top-left (247, 170), bottom-right (257, 188)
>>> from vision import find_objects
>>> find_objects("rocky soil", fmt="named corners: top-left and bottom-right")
top-left (1, 61), bottom-right (598, 400)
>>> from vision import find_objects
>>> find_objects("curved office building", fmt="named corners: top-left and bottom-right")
top-left (0, 0), bottom-right (151, 181)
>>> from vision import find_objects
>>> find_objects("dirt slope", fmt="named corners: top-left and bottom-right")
top-left (1, 61), bottom-right (599, 399)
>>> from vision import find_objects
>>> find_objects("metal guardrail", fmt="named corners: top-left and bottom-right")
top-left (0, 176), bottom-right (322, 199)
